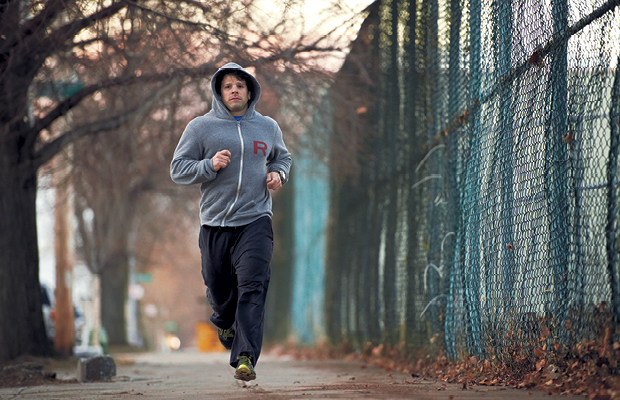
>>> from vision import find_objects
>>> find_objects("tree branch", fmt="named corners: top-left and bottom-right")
top-left (27, 38), bottom-right (339, 160)
top-left (1, 1), bottom-right (125, 57)
top-left (29, 62), bottom-right (219, 136)
top-left (70, 36), bottom-right (115, 51)
top-left (123, 0), bottom-right (209, 30)
top-left (19, 0), bottom-right (77, 40)
top-left (32, 79), bottom-right (178, 170)
top-left (42, 1), bottom-right (127, 52)
top-left (0, 0), bottom-right (68, 55)
top-left (30, 39), bottom-right (338, 136)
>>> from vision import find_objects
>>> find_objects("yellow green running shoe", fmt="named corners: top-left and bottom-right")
top-left (234, 355), bottom-right (256, 381)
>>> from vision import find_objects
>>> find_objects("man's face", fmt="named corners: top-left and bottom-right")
top-left (221, 75), bottom-right (251, 116)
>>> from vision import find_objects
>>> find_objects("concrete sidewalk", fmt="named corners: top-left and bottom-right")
top-left (0, 349), bottom-right (585, 399)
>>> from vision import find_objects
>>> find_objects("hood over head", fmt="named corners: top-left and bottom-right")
top-left (211, 62), bottom-right (261, 117)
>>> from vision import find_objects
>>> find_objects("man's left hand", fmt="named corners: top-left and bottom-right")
top-left (266, 172), bottom-right (282, 191)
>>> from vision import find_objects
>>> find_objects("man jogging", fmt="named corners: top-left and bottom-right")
top-left (170, 62), bottom-right (292, 381)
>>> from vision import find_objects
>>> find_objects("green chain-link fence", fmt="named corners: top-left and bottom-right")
top-left (323, 0), bottom-right (620, 362)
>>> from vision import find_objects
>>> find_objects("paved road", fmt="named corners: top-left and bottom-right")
top-left (0, 350), bottom-right (584, 399)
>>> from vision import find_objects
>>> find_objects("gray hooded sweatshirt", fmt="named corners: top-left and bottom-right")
top-left (170, 63), bottom-right (292, 227)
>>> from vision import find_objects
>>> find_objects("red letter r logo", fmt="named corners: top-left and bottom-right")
top-left (254, 141), bottom-right (267, 156)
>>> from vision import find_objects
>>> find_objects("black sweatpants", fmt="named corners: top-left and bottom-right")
top-left (198, 216), bottom-right (273, 367)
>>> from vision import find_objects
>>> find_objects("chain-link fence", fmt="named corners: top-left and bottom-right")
top-left (323, 0), bottom-right (620, 362)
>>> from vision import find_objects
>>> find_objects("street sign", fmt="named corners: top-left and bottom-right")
top-left (135, 273), bottom-right (153, 284)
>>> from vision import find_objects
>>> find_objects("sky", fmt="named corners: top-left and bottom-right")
top-left (250, 0), bottom-right (375, 70)
top-left (251, 0), bottom-right (373, 34)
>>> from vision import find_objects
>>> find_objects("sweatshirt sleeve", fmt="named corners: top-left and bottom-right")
top-left (170, 119), bottom-right (217, 185)
top-left (267, 123), bottom-right (292, 184)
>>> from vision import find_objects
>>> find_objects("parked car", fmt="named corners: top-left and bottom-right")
top-left (40, 283), bottom-right (85, 346)
top-left (41, 283), bottom-right (55, 341)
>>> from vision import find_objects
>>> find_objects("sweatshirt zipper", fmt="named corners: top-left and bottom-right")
top-left (221, 120), bottom-right (244, 226)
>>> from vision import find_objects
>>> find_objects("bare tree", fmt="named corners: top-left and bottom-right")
top-left (68, 11), bottom-right (200, 346)
top-left (0, 0), bottom-right (359, 361)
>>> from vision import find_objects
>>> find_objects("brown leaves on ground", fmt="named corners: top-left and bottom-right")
top-left (0, 355), bottom-right (76, 388)
top-left (272, 304), bottom-right (620, 399)
top-left (282, 341), bottom-right (619, 399)
top-left (420, 340), bottom-right (620, 399)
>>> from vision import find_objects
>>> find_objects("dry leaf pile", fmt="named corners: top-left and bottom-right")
top-left (275, 303), bottom-right (620, 399)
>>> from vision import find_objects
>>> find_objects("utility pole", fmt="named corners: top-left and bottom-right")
top-left (54, 154), bottom-right (75, 355)
top-left (34, 80), bottom-right (82, 355)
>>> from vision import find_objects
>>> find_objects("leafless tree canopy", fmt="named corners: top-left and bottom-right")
top-left (0, 0), bottom-right (368, 360)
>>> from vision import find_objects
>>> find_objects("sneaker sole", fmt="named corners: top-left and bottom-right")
top-left (234, 365), bottom-right (256, 381)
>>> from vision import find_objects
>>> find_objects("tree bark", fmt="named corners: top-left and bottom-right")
top-left (0, 134), bottom-right (54, 361)
top-left (101, 252), bottom-right (130, 345)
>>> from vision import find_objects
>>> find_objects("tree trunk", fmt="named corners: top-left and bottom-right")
top-left (101, 250), bottom-right (130, 345)
top-left (0, 140), bottom-right (54, 361)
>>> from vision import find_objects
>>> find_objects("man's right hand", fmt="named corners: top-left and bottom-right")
top-left (212, 150), bottom-right (231, 171)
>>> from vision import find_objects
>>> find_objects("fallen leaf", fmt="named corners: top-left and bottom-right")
top-left (529, 45), bottom-right (544, 67)
top-left (589, 389), bottom-right (611, 400)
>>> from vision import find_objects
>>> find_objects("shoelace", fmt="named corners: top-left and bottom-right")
top-left (237, 355), bottom-right (252, 366)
